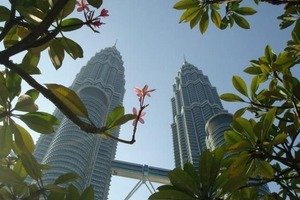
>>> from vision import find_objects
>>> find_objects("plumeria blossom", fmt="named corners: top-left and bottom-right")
top-left (134, 84), bottom-right (156, 101)
top-left (76, 0), bottom-right (90, 12)
top-left (100, 9), bottom-right (109, 17)
top-left (75, 1), bottom-right (109, 32)
top-left (132, 107), bottom-right (146, 126)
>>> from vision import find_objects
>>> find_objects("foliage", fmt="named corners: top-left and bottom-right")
top-left (0, 0), bottom-right (154, 199)
top-left (149, 0), bottom-right (300, 199)
top-left (173, 0), bottom-right (300, 34)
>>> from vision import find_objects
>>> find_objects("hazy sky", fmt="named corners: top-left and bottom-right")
top-left (9, 1), bottom-right (292, 199)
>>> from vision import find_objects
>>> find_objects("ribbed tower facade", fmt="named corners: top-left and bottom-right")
top-left (171, 61), bottom-right (226, 169)
top-left (34, 46), bottom-right (125, 199)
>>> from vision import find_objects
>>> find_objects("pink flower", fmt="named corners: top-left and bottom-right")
top-left (132, 107), bottom-right (146, 126)
top-left (134, 85), bottom-right (156, 99)
top-left (100, 9), bottom-right (109, 17)
top-left (76, 0), bottom-right (90, 12)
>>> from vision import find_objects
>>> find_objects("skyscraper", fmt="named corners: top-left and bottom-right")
top-left (34, 46), bottom-right (125, 199)
top-left (170, 61), bottom-right (227, 169)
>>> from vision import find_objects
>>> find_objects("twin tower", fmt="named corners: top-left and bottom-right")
top-left (34, 46), bottom-right (232, 199)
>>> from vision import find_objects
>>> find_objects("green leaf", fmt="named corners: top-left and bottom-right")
top-left (46, 84), bottom-right (88, 118)
top-left (59, 0), bottom-right (76, 19)
top-left (20, 51), bottom-right (41, 75)
top-left (149, 189), bottom-right (195, 200)
top-left (199, 9), bottom-right (209, 34)
top-left (173, 0), bottom-right (199, 10)
top-left (233, 107), bottom-right (247, 118)
top-left (220, 93), bottom-right (245, 102)
top-left (106, 106), bottom-right (125, 129)
top-left (232, 76), bottom-right (248, 97)
top-left (232, 13), bottom-right (250, 29)
top-left (16, 6), bottom-right (45, 25)
top-left (228, 153), bottom-right (250, 176)
top-left (13, 160), bottom-right (27, 179)
top-left (55, 172), bottom-right (79, 185)
top-left (14, 94), bottom-right (38, 112)
top-left (234, 7), bottom-right (257, 15)
top-left (271, 133), bottom-right (288, 145)
top-left (60, 37), bottom-right (83, 59)
top-left (273, 51), bottom-right (296, 71)
top-left (0, 83), bottom-right (9, 106)
top-left (262, 108), bottom-right (276, 139)
top-left (66, 185), bottom-right (80, 200)
top-left (48, 39), bottom-right (65, 70)
top-left (20, 151), bottom-right (42, 180)
top-left (25, 89), bottom-right (39, 101)
top-left (20, 112), bottom-right (59, 134)
top-left (258, 161), bottom-right (274, 179)
top-left (110, 114), bottom-right (136, 129)
top-left (4, 26), bottom-right (18, 48)
top-left (183, 163), bottom-right (200, 187)
top-left (0, 165), bottom-right (26, 188)
top-left (0, 6), bottom-right (11, 22)
top-left (0, 124), bottom-right (13, 158)
top-left (79, 186), bottom-right (94, 200)
top-left (224, 130), bottom-right (242, 144)
top-left (243, 66), bottom-right (262, 75)
top-left (179, 7), bottom-right (200, 23)
top-left (168, 168), bottom-right (199, 196)
top-left (61, 18), bottom-right (83, 32)
top-left (250, 76), bottom-right (259, 99)
top-left (10, 121), bottom-right (35, 153)
top-left (264, 45), bottom-right (276, 63)
top-left (6, 70), bottom-right (21, 101)
top-left (211, 9), bottom-right (221, 28)
top-left (87, 0), bottom-right (103, 8)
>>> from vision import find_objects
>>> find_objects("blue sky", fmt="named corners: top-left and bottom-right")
top-left (8, 0), bottom-right (292, 199)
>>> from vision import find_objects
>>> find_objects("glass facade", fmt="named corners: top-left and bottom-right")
top-left (34, 46), bottom-right (125, 200)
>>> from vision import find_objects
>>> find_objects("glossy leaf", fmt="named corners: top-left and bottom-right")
top-left (273, 51), bottom-right (296, 71)
top-left (272, 133), bottom-right (288, 145)
top-left (211, 9), bottom-right (221, 27)
top-left (10, 121), bottom-right (35, 153)
top-left (3, 26), bottom-right (18, 48)
top-left (20, 112), bottom-right (59, 134)
top-left (55, 173), bottom-right (79, 185)
top-left (233, 107), bottom-right (247, 118)
top-left (79, 186), bottom-right (94, 200)
top-left (264, 45), bottom-right (276, 63)
top-left (6, 70), bottom-right (21, 101)
top-left (220, 93), bottom-right (245, 102)
top-left (234, 7), bottom-right (257, 15)
top-left (14, 94), bottom-right (39, 112)
top-left (87, 0), bottom-right (103, 8)
top-left (46, 84), bottom-right (88, 118)
top-left (173, 0), bottom-right (199, 10)
top-left (61, 18), bottom-right (83, 32)
top-left (244, 66), bottom-right (262, 75)
top-left (25, 89), bottom-right (39, 101)
top-left (199, 9), bottom-right (209, 34)
top-left (228, 153), bottom-right (250, 176)
top-left (20, 51), bottom-right (41, 75)
top-left (232, 76), bottom-right (248, 97)
top-left (179, 7), bottom-right (200, 23)
top-left (20, 151), bottom-right (42, 180)
top-left (168, 168), bottom-right (199, 196)
top-left (16, 6), bottom-right (45, 25)
top-left (0, 6), bottom-right (10, 22)
top-left (48, 39), bottom-right (65, 69)
top-left (0, 124), bottom-right (13, 158)
top-left (262, 108), bottom-right (276, 139)
top-left (106, 106), bottom-right (124, 129)
top-left (250, 75), bottom-right (259, 99)
top-left (111, 114), bottom-right (135, 129)
top-left (232, 13), bottom-right (250, 29)
top-left (13, 160), bottom-right (27, 179)
top-left (60, 37), bottom-right (83, 59)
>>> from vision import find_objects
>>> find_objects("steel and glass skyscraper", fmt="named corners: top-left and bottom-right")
top-left (34, 46), bottom-right (125, 199)
top-left (170, 61), bottom-right (227, 169)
